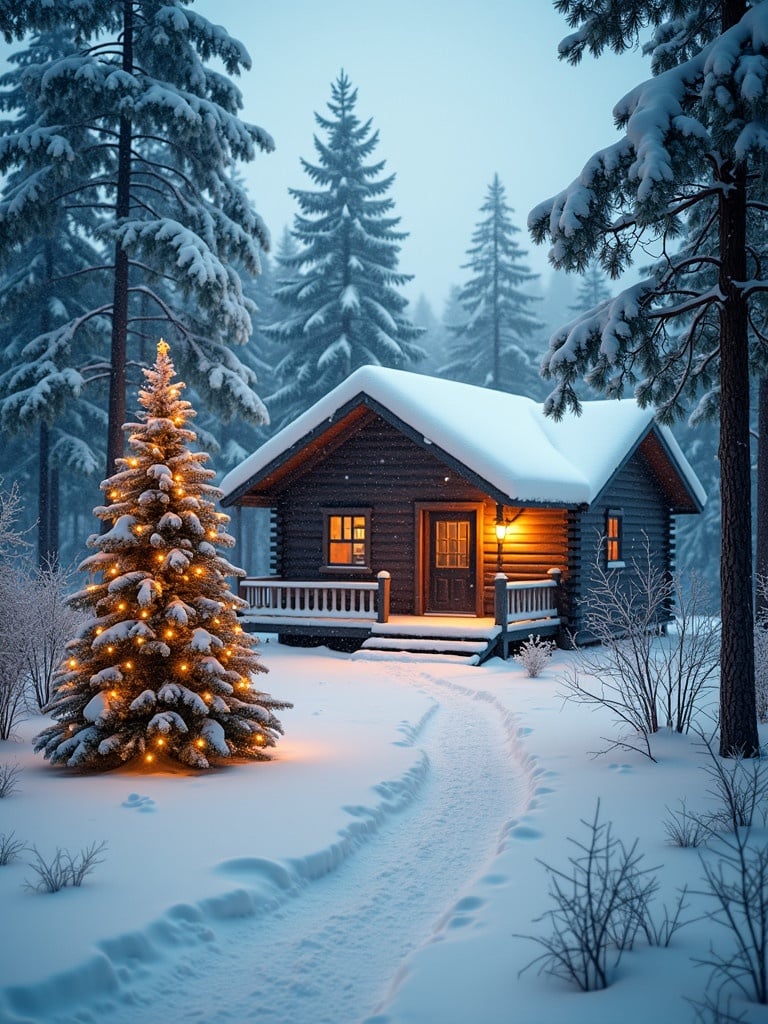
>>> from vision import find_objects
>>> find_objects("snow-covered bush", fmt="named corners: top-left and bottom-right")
top-left (514, 634), bottom-right (556, 678)
top-left (559, 541), bottom-right (719, 758)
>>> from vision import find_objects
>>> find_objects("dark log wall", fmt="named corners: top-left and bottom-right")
top-left (569, 449), bottom-right (673, 638)
top-left (271, 415), bottom-right (569, 615)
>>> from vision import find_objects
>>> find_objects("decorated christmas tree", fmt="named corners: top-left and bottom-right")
top-left (36, 342), bottom-right (290, 771)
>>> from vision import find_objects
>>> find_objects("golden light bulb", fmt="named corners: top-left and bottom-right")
top-left (254, 733), bottom-right (264, 744)
top-left (110, 567), bottom-right (118, 576)
top-left (125, 661), bottom-right (133, 670)
top-left (118, 602), bottom-right (126, 610)
top-left (68, 658), bottom-right (77, 668)
top-left (157, 738), bottom-right (165, 747)
top-left (107, 645), bottom-right (115, 653)
top-left (195, 738), bottom-right (205, 749)
top-left (180, 663), bottom-right (188, 672)
top-left (140, 610), bottom-right (148, 619)
top-left (157, 553), bottom-right (164, 562)
top-left (194, 568), bottom-right (202, 576)
top-left (136, 637), bottom-right (145, 645)
top-left (165, 629), bottom-right (174, 639)
top-left (95, 627), bottom-right (103, 635)
top-left (145, 753), bottom-right (154, 764)
top-left (203, 692), bottom-right (212, 702)
top-left (110, 690), bottom-right (118, 698)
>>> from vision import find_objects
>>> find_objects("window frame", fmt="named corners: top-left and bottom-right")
top-left (606, 508), bottom-right (625, 568)
top-left (321, 507), bottom-right (372, 573)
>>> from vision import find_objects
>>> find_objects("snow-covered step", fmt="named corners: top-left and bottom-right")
top-left (361, 636), bottom-right (489, 655)
top-left (352, 648), bottom-right (481, 666)
top-left (355, 634), bottom-right (497, 665)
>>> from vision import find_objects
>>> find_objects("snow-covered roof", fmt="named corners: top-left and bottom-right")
top-left (220, 366), bottom-right (705, 509)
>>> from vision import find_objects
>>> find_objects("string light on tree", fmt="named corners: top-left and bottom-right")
top-left (36, 341), bottom-right (292, 771)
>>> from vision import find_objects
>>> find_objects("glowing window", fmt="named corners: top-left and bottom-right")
top-left (606, 509), bottom-right (624, 565)
top-left (324, 510), bottom-right (370, 568)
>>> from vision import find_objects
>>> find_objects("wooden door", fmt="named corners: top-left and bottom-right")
top-left (426, 511), bottom-right (476, 613)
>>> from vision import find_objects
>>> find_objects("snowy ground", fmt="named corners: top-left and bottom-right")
top-left (0, 641), bottom-right (766, 1024)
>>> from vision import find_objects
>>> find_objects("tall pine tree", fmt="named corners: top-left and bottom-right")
top-left (266, 72), bottom-right (423, 428)
top-left (36, 342), bottom-right (290, 771)
top-left (0, 1), bottom-right (273, 478)
top-left (530, 0), bottom-right (766, 756)
top-left (441, 175), bottom-right (543, 395)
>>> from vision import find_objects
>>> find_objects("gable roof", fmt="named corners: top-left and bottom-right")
top-left (220, 366), bottom-right (706, 512)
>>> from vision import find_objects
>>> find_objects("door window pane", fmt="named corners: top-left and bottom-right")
top-left (435, 519), bottom-right (470, 568)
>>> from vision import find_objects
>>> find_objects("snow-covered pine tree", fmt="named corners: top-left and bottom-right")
top-left (36, 342), bottom-right (290, 771)
top-left (266, 71), bottom-right (423, 428)
top-left (569, 260), bottom-right (611, 315)
top-left (529, 0), bottom-right (765, 757)
top-left (0, 1), bottom-right (273, 478)
top-left (441, 175), bottom-right (543, 396)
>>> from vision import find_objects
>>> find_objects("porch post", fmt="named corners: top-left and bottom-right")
top-left (547, 566), bottom-right (566, 648)
top-left (377, 570), bottom-right (391, 623)
top-left (494, 572), bottom-right (509, 660)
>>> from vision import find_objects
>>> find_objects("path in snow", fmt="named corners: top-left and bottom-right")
top-left (55, 669), bottom-right (531, 1024)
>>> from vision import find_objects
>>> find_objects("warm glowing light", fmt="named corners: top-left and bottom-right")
top-left (213, 617), bottom-right (220, 625)
top-left (203, 692), bottom-right (212, 702)
top-left (194, 568), bottom-right (202, 576)
top-left (135, 525), bottom-right (144, 533)
top-left (125, 661), bottom-right (133, 670)
top-left (145, 753), bottom-right (154, 763)
top-left (156, 554), bottom-right (164, 562)
top-left (129, 458), bottom-right (139, 467)
top-left (110, 567), bottom-right (118, 576)
top-left (140, 610), bottom-right (149, 619)
top-left (110, 690), bottom-right (118, 698)
top-left (195, 738), bottom-right (205, 749)
top-left (95, 627), bottom-right (103, 635)
top-left (254, 733), bottom-right (264, 744)
top-left (208, 530), bottom-right (216, 539)
top-left (87, 584), bottom-right (97, 592)
top-left (118, 602), bottom-right (126, 610)
top-left (109, 490), bottom-right (119, 499)
top-left (107, 645), bottom-right (115, 654)
top-left (136, 637), bottom-right (145, 645)
top-left (165, 629), bottom-right (174, 639)
top-left (156, 738), bottom-right (165, 747)
top-left (237, 679), bottom-right (248, 690)
top-left (180, 663), bottom-right (189, 672)
top-left (174, 474), bottom-right (181, 481)
top-left (68, 658), bottom-right (77, 668)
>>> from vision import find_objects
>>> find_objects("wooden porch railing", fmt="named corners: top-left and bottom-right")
top-left (494, 571), bottom-right (562, 659)
top-left (239, 571), bottom-right (391, 623)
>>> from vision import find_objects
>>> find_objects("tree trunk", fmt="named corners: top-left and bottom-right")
top-left (717, 147), bottom-right (759, 757)
top-left (105, 0), bottom-right (133, 478)
top-left (37, 420), bottom-right (50, 566)
top-left (756, 377), bottom-right (768, 620)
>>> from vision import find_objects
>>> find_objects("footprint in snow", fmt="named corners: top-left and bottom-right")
top-left (122, 792), bottom-right (156, 812)
top-left (609, 763), bottom-right (633, 774)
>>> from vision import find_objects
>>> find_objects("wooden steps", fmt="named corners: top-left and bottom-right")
top-left (354, 624), bottom-right (501, 665)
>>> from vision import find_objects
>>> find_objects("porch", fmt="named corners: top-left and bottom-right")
top-left (237, 572), bottom-right (562, 664)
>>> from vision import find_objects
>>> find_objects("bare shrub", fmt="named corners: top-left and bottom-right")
top-left (559, 539), bottom-right (719, 759)
top-left (0, 564), bottom-right (32, 740)
top-left (664, 799), bottom-right (712, 848)
top-left (697, 732), bottom-right (768, 833)
top-left (754, 575), bottom-right (768, 723)
top-left (695, 827), bottom-right (768, 1006)
top-left (23, 559), bottom-right (86, 709)
top-left (65, 840), bottom-right (108, 887)
top-left (23, 847), bottom-right (71, 893)
top-left (0, 481), bottom-right (28, 557)
top-left (0, 761), bottom-right (22, 798)
top-left (514, 634), bottom-right (556, 678)
top-left (0, 831), bottom-right (26, 865)
top-left (519, 800), bottom-right (662, 991)
top-left (689, 992), bottom-right (750, 1023)
top-left (23, 841), bottom-right (107, 893)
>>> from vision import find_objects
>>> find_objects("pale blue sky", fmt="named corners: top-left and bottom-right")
top-left (195, 0), bottom-right (649, 309)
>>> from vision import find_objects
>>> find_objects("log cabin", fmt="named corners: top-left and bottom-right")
top-left (220, 366), bottom-right (705, 664)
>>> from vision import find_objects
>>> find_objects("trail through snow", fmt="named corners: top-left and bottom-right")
top-left (63, 669), bottom-right (530, 1024)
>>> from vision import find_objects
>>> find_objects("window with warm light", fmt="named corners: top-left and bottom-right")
top-left (323, 509), bottom-right (371, 569)
top-left (606, 509), bottom-right (624, 566)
